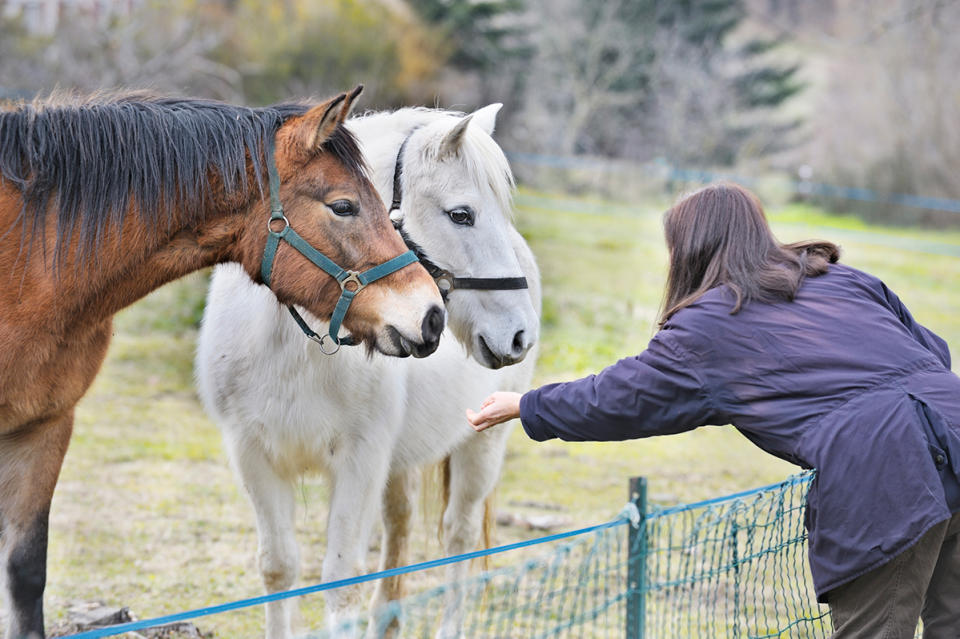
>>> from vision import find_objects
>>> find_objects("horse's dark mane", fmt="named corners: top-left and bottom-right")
top-left (0, 93), bottom-right (365, 263)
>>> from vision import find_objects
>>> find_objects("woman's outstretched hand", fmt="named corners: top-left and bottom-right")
top-left (466, 391), bottom-right (522, 432)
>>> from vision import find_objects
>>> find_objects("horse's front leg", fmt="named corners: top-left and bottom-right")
top-left (365, 468), bottom-right (419, 639)
top-left (436, 426), bottom-right (513, 639)
top-left (231, 438), bottom-right (300, 639)
top-left (323, 441), bottom-right (393, 637)
top-left (0, 410), bottom-right (74, 639)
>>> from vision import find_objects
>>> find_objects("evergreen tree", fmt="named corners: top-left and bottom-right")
top-left (406, 0), bottom-right (530, 72)
top-left (655, 0), bottom-right (804, 163)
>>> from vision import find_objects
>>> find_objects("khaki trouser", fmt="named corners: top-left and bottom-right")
top-left (829, 511), bottom-right (960, 639)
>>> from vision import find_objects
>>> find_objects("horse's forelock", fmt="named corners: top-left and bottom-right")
top-left (457, 127), bottom-right (516, 222)
top-left (411, 113), bottom-right (516, 222)
top-left (319, 124), bottom-right (370, 180)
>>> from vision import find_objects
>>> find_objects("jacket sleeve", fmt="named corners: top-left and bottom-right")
top-left (877, 280), bottom-right (951, 369)
top-left (518, 330), bottom-right (717, 442)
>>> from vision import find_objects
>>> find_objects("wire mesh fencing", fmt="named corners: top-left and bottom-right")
top-left (311, 472), bottom-right (833, 639)
top-left (637, 474), bottom-right (828, 638)
top-left (70, 471), bottom-right (928, 639)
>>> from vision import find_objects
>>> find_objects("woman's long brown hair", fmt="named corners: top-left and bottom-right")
top-left (659, 183), bottom-right (839, 326)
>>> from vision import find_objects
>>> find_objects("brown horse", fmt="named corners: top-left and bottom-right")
top-left (0, 88), bottom-right (444, 639)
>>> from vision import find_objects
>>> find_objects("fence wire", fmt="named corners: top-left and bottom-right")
top-left (312, 519), bottom-right (629, 639)
top-left (68, 472), bottom-right (927, 638)
top-left (312, 473), bottom-right (839, 639)
top-left (639, 474), bottom-right (827, 638)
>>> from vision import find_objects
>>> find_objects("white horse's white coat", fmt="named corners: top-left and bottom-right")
top-left (195, 106), bottom-right (540, 638)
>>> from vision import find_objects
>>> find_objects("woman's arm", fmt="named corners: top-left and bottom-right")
top-left (467, 330), bottom-right (718, 442)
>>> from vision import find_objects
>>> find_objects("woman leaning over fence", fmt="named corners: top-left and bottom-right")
top-left (467, 182), bottom-right (960, 639)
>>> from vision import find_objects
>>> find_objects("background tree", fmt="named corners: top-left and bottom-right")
top-left (514, 0), bottom-right (803, 165)
top-left (0, 1), bottom-right (241, 100)
top-left (3, 0), bottom-right (955, 226)
top-left (404, 0), bottom-right (531, 132)
top-left (222, 0), bottom-right (446, 107)
top-left (789, 0), bottom-right (960, 224)
top-left (406, 0), bottom-right (529, 72)
top-left (0, 0), bottom-right (448, 108)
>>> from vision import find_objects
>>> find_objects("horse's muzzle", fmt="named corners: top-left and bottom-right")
top-left (383, 304), bottom-right (444, 358)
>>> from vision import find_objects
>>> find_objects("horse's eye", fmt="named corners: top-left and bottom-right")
top-left (329, 200), bottom-right (357, 217)
top-left (446, 206), bottom-right (474, 226)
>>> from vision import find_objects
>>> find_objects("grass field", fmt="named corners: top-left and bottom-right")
top-left (37, 188), bottom-right (960, 637)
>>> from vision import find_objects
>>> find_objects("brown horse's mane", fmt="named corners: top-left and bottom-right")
top-left (0, 91), bottom-right (366, 264)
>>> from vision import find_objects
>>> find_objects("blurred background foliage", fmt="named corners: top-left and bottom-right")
top-left (1, 0), bottom-right (958, 226)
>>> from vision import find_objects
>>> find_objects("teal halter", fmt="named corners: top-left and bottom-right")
top-left (260, 137), bottom-right (419, 355)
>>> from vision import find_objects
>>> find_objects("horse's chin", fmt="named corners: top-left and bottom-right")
top-left (473, 334), bottom-right (529, 369)
top-left (448, 299), bottom-right (535, 369)
top-left (451, 322), bottom-right (510, 369)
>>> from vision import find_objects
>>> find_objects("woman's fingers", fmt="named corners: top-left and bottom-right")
top-left (466, 392), bottom-right (523, 432)
top-left (466, 397), bottom-right (497, 431)
top-left (465, 407), bottom-right (491, 431)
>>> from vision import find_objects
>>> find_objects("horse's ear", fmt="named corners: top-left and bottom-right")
top-left (298, 85), bottom-right (364, 152)
top-left (471, 103), bottom-right (503, 136)
top-left (439, 114), bottom-right (474, 159)
top-left (340, 84), bottom-right (364, 119)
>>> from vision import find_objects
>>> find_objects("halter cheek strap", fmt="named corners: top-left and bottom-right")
top-left (260, 136), bottom-right (418, 354)
top-left (432, 272), bottom-right (529, 298)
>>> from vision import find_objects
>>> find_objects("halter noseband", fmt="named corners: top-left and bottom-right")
top-left (260, 135), bottom-right (418, 355)
top-left (389, 129), bottom-right (528, 302)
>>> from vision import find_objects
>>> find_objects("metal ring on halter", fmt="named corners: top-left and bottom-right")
top-left (318, 333), bottom-right (341, 355)
top-left (436, 276), bottom-right (453, 294)
top-left (432, 269), bottom-right (455, 297)
top-left (340, 271), bottom-right (365, 293)
top-left (267, 214), bottom-right (290, 235)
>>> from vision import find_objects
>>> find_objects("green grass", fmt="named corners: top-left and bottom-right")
top-left (37, 191), bottom-right (960, 637)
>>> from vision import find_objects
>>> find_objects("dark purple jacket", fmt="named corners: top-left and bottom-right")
top-left (519, 263), bottom-right (959, 601)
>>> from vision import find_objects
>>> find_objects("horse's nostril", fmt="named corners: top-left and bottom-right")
top-left (512, 330), bottom-right (526, 355)
top-left (422, 305), bottom-right (445, 344)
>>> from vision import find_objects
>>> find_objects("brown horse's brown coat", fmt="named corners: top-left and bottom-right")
top-left (0, 90), bottom-right (441, 639)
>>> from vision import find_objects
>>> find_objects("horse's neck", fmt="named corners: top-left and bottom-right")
top-left (5, 199), bottom-right (251, 329)
top-left (108, 212), bottom-right (250, 311)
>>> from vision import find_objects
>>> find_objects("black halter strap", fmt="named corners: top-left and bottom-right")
top-left (389, 131), bottom-right (413, 215)
top-left (388, 129), bottom-right (528, 301)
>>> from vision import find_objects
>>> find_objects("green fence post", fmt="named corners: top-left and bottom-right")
top-left (626, 476), bottom-right (647, 639)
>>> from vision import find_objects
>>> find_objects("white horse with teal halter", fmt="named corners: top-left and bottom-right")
top-left (196, 104), bottom-right (540, 638)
